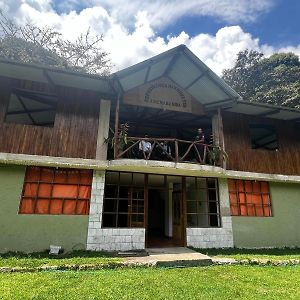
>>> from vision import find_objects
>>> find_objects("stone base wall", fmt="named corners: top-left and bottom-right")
top-left (87, 228), bottom-right (145, 251)
top-left (186, 216), bottom-right (234, 248)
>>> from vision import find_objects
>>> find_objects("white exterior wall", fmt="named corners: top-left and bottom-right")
top-left (86, 170), bottom-right (145, 251)
top-left (186, 178), bottom-right (234, 248)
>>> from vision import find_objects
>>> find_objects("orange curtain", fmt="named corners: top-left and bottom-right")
top-left (19, 167), bottom-right (92, 215)
top-left (228, 179), bottom-right (271, 217)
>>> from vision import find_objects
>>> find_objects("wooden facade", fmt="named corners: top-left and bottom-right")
top-left (223, 111), bottom-right (300, 176)
top-left (0, 77), bottom-right (100, 159)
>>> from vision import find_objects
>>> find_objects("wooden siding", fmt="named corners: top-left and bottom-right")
top-left (0, 77), bottom-right (100, 159)
top-left (223, 111), bottom-right (300, 176)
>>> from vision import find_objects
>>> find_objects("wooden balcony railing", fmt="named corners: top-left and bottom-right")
top-left (114, 137), bottom-right (227, 167)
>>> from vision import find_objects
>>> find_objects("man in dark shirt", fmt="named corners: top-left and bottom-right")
top-left (194, 128), bottom-right (205, 162)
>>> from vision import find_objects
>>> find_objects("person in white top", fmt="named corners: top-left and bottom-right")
top-left (139, 135), bottom-right (152, 159)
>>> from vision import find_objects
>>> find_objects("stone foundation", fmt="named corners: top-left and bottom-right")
top-left (186, 216), bottom-right (234, 248)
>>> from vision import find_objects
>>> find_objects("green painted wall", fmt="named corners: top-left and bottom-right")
top-left (232, 181), bottom-right (300, 248)
top-left (0, 165), bottom-right (89, 253)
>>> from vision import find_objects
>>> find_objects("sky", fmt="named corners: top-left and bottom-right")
top-left (0, 0), bottom-right (300, 75)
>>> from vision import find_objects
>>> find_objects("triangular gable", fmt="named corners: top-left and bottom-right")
top-left (114, 45), bottom-right (241, 112)
top-left (123, 77), bottom-right (204, 115)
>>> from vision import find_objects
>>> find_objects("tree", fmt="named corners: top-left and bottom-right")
top-left (222, 50), bottom-right (300, 109)
top-left (0, 11), bottom-right (111, 75)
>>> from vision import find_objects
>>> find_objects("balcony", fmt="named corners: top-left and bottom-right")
top-left (113, 136), bottom-right (226, 168)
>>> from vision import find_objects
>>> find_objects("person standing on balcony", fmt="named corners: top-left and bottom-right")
top-left (195, 128), bottom-right (205, 162)
top-left (139, 135), bottom-right (152, 159)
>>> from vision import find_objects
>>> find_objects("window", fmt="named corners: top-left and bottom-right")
top-left (19, 167), bottom-right (92, 215)
top-left (5, 89), bottom-right (58, 127)
top-left (228, 179), bottom-right (272, 217)
top-left (250, 124), bottom-right (278, 150)
top-left (186, 177), bottom-right (220, 227)
top-left (103, 172), bottom-right (145, 228)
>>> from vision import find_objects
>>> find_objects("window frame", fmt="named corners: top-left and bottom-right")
top-left (5, 88), bottom-right (58, 128)
top-left (249, 123), bottom-right (278, 151)
top-left (19, 167), bottom-right (92, 215)
top-left (228, 179), bottom-right (272, 217)
top-left (102, 172), bottom-right (145, 228)
top-left (185, 177), bottom-right (221, 228)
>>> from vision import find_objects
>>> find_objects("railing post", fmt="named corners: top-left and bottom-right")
top-left (175, 140), bottom-right (179, 162)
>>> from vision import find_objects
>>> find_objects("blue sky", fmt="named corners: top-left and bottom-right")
top-left (1, 0), bottom-right (299, 74)
top-left (161, 0), bottom-right (300, 46)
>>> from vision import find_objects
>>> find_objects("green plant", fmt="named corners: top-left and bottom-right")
top-left (207, 145), bottom-right (229, 166)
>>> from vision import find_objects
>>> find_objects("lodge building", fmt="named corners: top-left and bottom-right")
top-left (0, 45), bottom-right (299, 253)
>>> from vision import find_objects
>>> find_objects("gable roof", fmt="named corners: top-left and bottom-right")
top-left (113, 45), bottom-right (241, 111)
top-left (227, 100), bottom-right (300, 121)
top-left (0, 58), bottom-right (115, 99)
top-left (0, 46), bottom-right (299, 123)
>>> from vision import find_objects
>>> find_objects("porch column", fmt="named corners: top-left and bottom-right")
top-left (96, 99), bottom-right (111, 160)
top-left (86, 170), bottom-right (106, 251)
top-left (212, 108), bottom-right (226, 168)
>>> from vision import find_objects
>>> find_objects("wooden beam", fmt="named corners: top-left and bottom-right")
top-left (16, 95), bottom-right (36, 125)
top-left (218, 108), bottom-right (226, 169)
top-left (163, 49), bottom-right (182, 77)
top-left (144, 64), bottom-right (152, 84)
top-left (7, 108), bottom-right (55, 115)
top-left (184, 70), bottom-right (208, 90)
top-left (114, 95), bottom-right (120, 159)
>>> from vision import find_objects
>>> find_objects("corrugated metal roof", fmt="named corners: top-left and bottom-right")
top-left (0, 46), bottom-right (299, 122)
top-left (226, 100), bottom-right (300, 122)
top-left (114, 45), bottom-right (241, 110)
top-left (0, 58), bottom-right (115, 97)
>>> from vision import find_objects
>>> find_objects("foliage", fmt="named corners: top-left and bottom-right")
top-left (0, 11), bottom-right (111, 75)
top-left (0, 250), bottom-right (121, 268)
top-left (1, 266), bottom-right (300, 299)
top-left (196, 248), bottom-right (300, 261)
top-left (105, 123), bottom-right (131, 153)
top-left (222, 50), bottom-right (300, 109)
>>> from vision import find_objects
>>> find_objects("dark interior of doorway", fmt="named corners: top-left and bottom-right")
top-left (147, 189), bottom-right (183, 248)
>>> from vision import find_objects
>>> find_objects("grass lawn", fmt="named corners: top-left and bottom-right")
top-left (197, 248), bottom-right (300, 261)
top-left (0, 265), bottom-right (300, 299)
top-left (0, 251), bottom-right (122, 268)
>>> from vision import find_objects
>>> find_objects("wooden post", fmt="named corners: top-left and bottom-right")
top-left (114, 96), bottom-right (120, 159)
top-left (175, 140), bottom-right (179, 162)
top-left (217, 108), bottom-right (226, 169)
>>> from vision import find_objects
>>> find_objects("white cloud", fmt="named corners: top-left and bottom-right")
top-left (55, 0), bottom-right (274, 27)
top-left (0, 0), bottom-right (299, 76)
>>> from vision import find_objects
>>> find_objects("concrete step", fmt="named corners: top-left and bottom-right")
top-left (125, 247), bottom-right (212, 267)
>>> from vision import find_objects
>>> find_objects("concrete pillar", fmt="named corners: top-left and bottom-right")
top-left (96, 99), bottom-right (111, 160)
top-left (86, 170), bottom-right (105, 250)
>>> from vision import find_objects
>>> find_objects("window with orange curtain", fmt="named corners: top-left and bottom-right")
top-left (19, 167), bottom-right (93, 215)
top-left (228, 179), bottom-right (272, 217)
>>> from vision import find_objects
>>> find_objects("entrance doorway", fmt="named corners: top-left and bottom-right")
top-left (146, 175), bottom-right (185, 248)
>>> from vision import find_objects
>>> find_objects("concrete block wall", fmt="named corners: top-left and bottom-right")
top-left (87, 228), bottom-right (145, 251)
top-left (186, 178), bottom-right (234, 248)
top-left (86, 170), bottom-right (145, 251)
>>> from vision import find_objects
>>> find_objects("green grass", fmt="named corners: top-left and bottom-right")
top-left (0, 251), bottom-right (122, 268)
top-left (1, 266), bottom-right (300, 299)
top-left (197, 248), bottom-right (300, 260)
